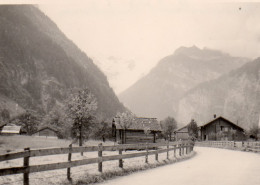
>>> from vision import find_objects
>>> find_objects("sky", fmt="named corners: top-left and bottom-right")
top-left (1, 0), bottom-right (260, 94)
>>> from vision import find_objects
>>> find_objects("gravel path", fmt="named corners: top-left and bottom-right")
top-left (99, 147), bottom-right (260, 185)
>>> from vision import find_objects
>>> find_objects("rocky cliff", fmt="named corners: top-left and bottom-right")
top-left (177, 58), bottom-right (260, 129)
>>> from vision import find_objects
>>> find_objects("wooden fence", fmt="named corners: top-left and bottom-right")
top-left (0, 141), bottom-right (194, 185)
top-left (196, 141), bottom-right (260, 152)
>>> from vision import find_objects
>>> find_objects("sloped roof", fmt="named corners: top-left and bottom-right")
top-left (113, 117), bottom-right (162, 131)
top-left (174, 125), bottom-right (188, 133)
top-left (1, 125), bottom-right (21, 134)
top-left (32, 126), bottom-right (58, 134)
top-left (200, 116), bottom-right (245, 131)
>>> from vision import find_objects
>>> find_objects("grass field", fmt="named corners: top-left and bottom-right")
top-left (0, 135), bottom-right (193, 185)
top-left (0, 135), bottom-right (115, 154)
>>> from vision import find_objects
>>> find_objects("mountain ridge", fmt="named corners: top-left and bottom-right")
top-left (119, 46), bottom-right (249, 120)
top-left (0, 5), bottom-right (125, 119)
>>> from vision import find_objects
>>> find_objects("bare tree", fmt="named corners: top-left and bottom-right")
top-left (160, 116), bottom-right (177, 141)
top-left (65, 89), bottom-right (97, 152)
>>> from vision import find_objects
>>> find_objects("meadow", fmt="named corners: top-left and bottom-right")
top-left (0, 135), bottom-right (194, 185)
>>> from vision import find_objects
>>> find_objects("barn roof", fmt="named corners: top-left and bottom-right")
top-left (113, 117), bottom-right (162, 131)
top-left (1, 125), bottom-right (21, 134)
top-left (200, 116), bottom-right (245, 131)
top-left (32, 126), bottom-right (58, 135)
top-left (174, 125), bottom-right (188, 133)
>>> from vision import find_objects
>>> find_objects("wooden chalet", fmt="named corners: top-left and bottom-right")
top-left (32, 126), bottom-right (59, 139)
top-left (199, 116), bottom-right (246, 141)
top-left (174, 125), bottom-right (190, 140)
top-left (1, 124), bottom-right (21, 135)
top-left (112, 117), bottom-right (162, 144)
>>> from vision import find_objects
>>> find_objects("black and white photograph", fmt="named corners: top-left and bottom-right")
top-left (0, 0), bottom-right (260, 184)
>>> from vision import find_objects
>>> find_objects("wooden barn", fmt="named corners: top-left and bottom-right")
top-left (112, 117), bottom-right (162, 144)
top-left (1, 124), bottom-right (21, 135)
top-left (199, 116), bottom-right (246, 141)
top-left (174, 125), bottom-right (190, 140)
top-left (32, 127), bottom-right (59, 139)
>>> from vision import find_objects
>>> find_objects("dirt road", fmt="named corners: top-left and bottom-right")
top-left (99, 147), bottom-right (260, 185)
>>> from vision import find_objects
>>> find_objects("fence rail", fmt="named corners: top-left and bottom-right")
top-left (0, 141), bottom-right (194, 185)
top-left (196, 141), bottom-right (260, 152)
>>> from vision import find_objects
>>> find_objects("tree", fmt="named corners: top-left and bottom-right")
top-left (42, 105), bottom-right (70, 139)
top-left (160, 116), bottom-right (177, 141)
top-left (65, 89), bottom-right (97, 148)
top-left (116, 112), bottom-right (135, 144)
top-left (92, 121), bottom-right (112, 142)
top-left (1, 109), bottom-right (10, 123)
top-left (246, 125), bottom-right (260, 140)
top-left (12, 110), bottom-right (40, 135)
top-left (187, 119), bottom-right (198, 141)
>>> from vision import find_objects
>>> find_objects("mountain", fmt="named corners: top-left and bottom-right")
top-left (0, 5), bottom-right (125, 119)
top-left (119, 46), bottom-right (249, 120)
top-left (177, 58), bottom-right (260, 129)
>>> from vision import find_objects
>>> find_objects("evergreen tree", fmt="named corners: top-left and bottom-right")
top-left (187, 119), bottom-right (198, 141)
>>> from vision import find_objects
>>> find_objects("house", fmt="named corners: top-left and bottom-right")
top-left (174, 125), bottom-right (190, 140)
top-left (1, 124), bottom-right (21, 135)
top-left (32, 126), bottom-right (59, 139)
top-left (112, 117), bottom-right (162, 144)
top-left (199, 116), bottom-right (246, 141)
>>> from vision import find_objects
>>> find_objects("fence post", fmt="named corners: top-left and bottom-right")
top-left (23, 147), bottom-right (30, 185)
top-left (174, 145), bottom-right (176, 158)
top-left (155, 147), bottom-right (158, 161)
top-left (167, 141), bottom-right (169, 160)
top-left (67, 144), bottom-right (72, 181)
top-left (98, 143), bottom-right (103, 172)
top-left (119, 147), bottom-right (123, 168)
top-left (145, 143), bottom-right (148, 163)
top-left (179, 144), bottom-right (182, 156)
